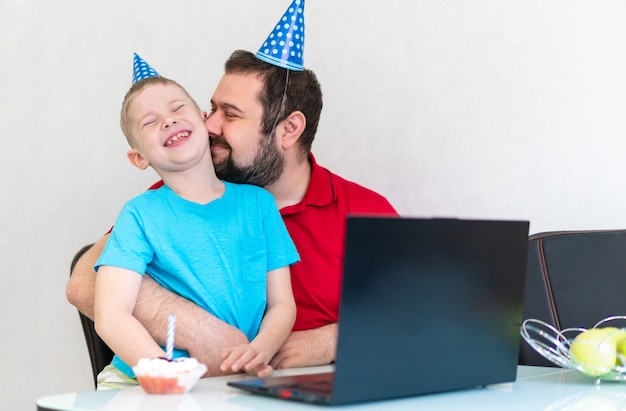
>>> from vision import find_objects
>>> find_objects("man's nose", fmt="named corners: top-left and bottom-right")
top-left (205, 113), bottom-right (221, 135)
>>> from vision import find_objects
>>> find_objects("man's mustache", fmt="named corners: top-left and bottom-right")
top-left (210, 136), bottom-right (230, 149)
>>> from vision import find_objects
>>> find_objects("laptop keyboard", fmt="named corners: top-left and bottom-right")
top-left (286, 379), bottom-right (333, 394)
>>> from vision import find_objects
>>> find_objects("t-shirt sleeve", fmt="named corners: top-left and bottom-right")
top-left (94, 202), bottom-right (153, 275)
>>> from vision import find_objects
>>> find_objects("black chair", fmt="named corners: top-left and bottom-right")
top-left (519, 229), bottom-right (626, 366)
top-left (70, 244), bottom-right (115, 388)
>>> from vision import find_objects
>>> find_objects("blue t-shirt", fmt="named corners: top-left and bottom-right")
top-left (95, 181), bottom-right (299, 377)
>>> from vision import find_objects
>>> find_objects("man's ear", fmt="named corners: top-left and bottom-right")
top-left (127, 148), bottom-right (150, 170)
top-left (280, 111), bottom-right (306, 150)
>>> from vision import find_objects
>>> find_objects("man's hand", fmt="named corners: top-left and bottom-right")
top-left (184, 320), bottom-right (250, 377)
top-left (269, 323), bottom-right (337, 369)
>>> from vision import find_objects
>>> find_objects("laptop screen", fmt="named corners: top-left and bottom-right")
top-left (331, 217), bottom-right (529, 404)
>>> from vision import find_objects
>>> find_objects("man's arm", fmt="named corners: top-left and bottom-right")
top-left (133, 275), bottom-right (249, 376)
top-left (269, 323), bottom-right (338, 369)
top-left (66, 234), bottom-right (249, 376)
top-left (67, 235), bottom-right (109, 319)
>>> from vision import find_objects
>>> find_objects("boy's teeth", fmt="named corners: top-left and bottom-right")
top-left (166, 132), bottom-right (189, 146)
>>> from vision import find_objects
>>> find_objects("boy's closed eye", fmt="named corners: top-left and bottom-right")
top-left (141, 118), bottom-right (157, 128)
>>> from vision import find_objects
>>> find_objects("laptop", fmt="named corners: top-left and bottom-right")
top-left (228, 216), bottom-right (530, 405)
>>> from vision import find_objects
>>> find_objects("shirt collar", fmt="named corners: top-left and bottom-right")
top-left (280, 153), bottom-right (336, 215)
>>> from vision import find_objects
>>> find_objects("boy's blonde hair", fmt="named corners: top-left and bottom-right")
top-left (120, 76), bottom-right (202, 147)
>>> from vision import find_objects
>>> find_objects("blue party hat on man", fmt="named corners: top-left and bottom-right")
top-left (132, 53), bottom-right (159, 83)
top-left (256, 0), bottom-right (305, 71)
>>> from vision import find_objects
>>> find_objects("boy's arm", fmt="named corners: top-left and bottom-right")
top-left (250, 266), bottom-right (296, 359)
top-left (67, 234), bottom-right (249, 375)
top-left (220, 266), bottom-right (296, 376)
top-left (94, 266), bottom-right (166, 367)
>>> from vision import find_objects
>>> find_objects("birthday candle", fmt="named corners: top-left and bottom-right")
top-left (166, 313), bottom-right (176, 360)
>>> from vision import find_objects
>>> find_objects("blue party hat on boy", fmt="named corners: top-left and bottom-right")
top-left (256, 0), bottom-right (305, 71)
top-left (132, 53), bottom-right (159, 83)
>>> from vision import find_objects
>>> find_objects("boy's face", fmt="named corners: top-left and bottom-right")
top-left (127, 83), bottom-right (209, 172)
top-left (205, 72), bottom-right (284, 187)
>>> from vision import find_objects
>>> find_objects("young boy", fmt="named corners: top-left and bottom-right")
top-left (94, 60), bottom-right (298, 389)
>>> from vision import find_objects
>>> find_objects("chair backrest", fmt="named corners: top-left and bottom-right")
top-left (70, 244), bottom-right (115, 388)
top-left (519, 229), bottom-right (626, 366)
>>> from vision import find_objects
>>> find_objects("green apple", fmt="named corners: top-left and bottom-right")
top-left (613, 329), bottom-right (626, 365)
top-left (569, 328), bottom-right (619, 377)
top-left (599, 327), bottom-right (626, 347)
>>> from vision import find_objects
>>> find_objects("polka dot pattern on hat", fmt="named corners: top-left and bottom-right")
top-left (256, 0), bottom-right (305, 71)
top-left (132, 53), bottom-right (160, 83)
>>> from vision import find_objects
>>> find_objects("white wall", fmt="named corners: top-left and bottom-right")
top-left (3, 1), bottom-right (626, 409)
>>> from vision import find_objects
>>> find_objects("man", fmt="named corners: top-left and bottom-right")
top-left (207, 51), bottom-right (398, 371)
top-left (67, 49), bottom-right (397, 375)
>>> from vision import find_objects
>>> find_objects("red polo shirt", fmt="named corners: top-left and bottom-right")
top-left (283, 154), bottom-right (398, 330)
top-left (144, 154), bottom-right (398, 331)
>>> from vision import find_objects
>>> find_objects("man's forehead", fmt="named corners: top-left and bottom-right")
top-left (212, 73), bottom-right (262, 106)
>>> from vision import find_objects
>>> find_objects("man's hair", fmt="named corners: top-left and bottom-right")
top-left (224, 50), bottom-right (323, 159)
top-left (120, 76), bottom-right (200, 147)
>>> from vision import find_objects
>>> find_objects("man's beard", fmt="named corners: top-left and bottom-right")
top-left (213, 135), bottom-right (285, 188)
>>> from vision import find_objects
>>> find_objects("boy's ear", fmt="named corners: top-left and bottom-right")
top-left (127, 148), bottom-right (150, 170)
top-left (280, 111), bottom-right (306, 150)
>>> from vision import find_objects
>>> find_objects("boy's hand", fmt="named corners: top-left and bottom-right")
top-left (220, 344), bottom-right (274, 377)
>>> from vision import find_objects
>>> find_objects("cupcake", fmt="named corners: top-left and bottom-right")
top-left (133, 357), bottom-right (207, 394)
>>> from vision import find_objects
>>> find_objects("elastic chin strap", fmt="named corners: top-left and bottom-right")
top-left (245, 69), bottom-right (290, 184)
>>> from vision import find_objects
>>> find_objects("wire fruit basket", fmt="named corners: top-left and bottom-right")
top-left (520, 316), bottom-right (626, 381)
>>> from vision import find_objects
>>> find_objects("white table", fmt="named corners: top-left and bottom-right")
top-left (37, 365), bottom-right (626, 410)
